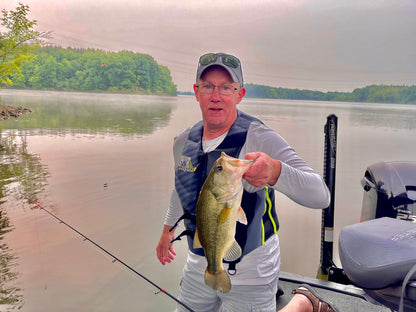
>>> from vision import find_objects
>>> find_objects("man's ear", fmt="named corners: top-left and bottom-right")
top-left (193, 84), bottom-right (200, 101)
top-left (237, 87), bottom-right (246, 104)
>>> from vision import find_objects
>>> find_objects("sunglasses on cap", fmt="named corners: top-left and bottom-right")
top-left (198, 53), bottom-right (241, 69)
top-left (196, 53), bottom-right (243, 86)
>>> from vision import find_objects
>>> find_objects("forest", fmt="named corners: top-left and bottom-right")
top-left (244, 83), bottom-right (416, 104)
top-left (4, 46), bottom-right (416, 104)
top-left (7, 46), bottom-right (177, 95)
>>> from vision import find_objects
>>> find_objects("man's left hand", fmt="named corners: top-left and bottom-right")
top-left (243, 152), bottom-right (282, 188)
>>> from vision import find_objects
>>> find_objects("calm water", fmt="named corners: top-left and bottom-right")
top-left (0, 89), bottom-right (415, 311)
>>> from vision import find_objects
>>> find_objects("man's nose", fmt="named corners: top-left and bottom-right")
top-left (211, 86), bottom-right (221, 99)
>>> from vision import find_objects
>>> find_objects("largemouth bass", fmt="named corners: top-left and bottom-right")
top-left (193, 152), bottom-right (253, 293)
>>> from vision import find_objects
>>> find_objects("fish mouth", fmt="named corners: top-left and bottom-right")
top-left (220, 152), bottom-right (253, 174)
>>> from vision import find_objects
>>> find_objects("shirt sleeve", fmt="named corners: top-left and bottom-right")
top-left (164, 128), bottom-right (190, 226)
top-left (241, 121), bottom-right (330, 209)
top-left (164, 188), bottom-right (183, 226)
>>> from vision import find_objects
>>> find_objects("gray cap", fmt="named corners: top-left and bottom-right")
top-left (196, 53), bottom-right (243, 86)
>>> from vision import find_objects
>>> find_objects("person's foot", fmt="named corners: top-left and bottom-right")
top-left (292, 284), bottom-right (338, 312)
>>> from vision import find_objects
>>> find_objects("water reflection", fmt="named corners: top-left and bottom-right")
top-left (0, 209), bottom-right (22, 310)
top-left (0, 91), bottom-right (175, 310)
top-left (0, 90), bottom-right (174, 136)
top-left (242, 99), bottom-right (416, 130)
top-left (349, 103), bottom-right (416, 130)
top-left (0, 133), bottom-right (49, 310)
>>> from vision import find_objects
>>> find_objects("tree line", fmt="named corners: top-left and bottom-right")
top-left (244, 83), bottom-right (416, 104)
top-left (6, 44), bottom-right (415, 103)
top-left (7, 46), bottom-right (177, 95)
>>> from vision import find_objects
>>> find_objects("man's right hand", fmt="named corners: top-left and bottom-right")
top-left (156, 225), bottom-right (177, 265)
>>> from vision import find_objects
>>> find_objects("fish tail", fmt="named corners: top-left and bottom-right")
top-left (204, 268), bottom-right (231, 293)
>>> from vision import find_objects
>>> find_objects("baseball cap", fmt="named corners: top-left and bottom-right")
top-left (196, 53), bottom-right (243, 86)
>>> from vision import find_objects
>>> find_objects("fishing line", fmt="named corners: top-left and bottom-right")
top-left (27, 198), bottom-right (196, 312)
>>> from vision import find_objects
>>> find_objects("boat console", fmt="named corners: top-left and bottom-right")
top-left (339, 217), bottom-right (416, 311)
top-left (340, 161), bottom-right (416, 312)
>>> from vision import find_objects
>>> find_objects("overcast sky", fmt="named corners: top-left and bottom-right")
top-left (3, 0), bottom-right (416, 92)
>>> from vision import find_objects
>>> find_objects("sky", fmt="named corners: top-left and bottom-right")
top-left (2, 0), bottom-right (416, 92)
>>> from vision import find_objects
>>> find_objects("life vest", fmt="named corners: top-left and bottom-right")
top-left (174, 110), bottom-right (279, 264)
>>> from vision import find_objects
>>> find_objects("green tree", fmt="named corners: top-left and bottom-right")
top-left (8, 46), bottom-right (178, 95)
top-left (0, 3), bottom-right (44, 86)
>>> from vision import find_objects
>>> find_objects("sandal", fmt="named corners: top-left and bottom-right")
top-left (292, 284), bottom-right (338, 312)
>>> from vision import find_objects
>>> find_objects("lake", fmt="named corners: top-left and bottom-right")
top-left (0, 89), bottom-right (415, 311)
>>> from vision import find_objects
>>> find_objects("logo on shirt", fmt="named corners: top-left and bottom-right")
top-left (178, 155), bottom-right (197, 172)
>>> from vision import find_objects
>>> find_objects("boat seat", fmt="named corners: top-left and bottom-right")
top-left (339, 217), bottom-right (416, 311)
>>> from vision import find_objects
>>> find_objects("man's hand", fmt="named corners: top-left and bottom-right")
top-left (243, 152), bottom-right (282, 188)
top-left (156, 225), bottom-right (177, 265)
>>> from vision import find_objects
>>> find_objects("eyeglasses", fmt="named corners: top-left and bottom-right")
top-left (196, 83), bottom-right (239, 95)
top-left (199, 53), bottom-right (240, 69)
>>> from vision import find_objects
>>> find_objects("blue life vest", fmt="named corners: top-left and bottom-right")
top-left (175, 110), bottom-right (279, 262)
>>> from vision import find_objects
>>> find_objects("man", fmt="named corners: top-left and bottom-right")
top-left (156, 53), bottom-right (337, 312)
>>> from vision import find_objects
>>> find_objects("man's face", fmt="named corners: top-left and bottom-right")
top-left (194, 67), bottom-right (245, 138)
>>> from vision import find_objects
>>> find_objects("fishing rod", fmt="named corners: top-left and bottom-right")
top-left (27, 198), bottom-right (196, 312)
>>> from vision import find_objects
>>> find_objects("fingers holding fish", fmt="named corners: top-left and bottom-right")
top-left (243, 152), bottom-right (282, 188)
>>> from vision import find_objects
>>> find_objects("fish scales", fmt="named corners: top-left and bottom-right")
top-left (193, 152), bottom-right (253, 293)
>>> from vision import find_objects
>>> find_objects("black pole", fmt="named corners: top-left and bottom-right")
top-left (27, 198), bottom-right (196, 312)
top-left (317, 114), bottom-right (338, 280)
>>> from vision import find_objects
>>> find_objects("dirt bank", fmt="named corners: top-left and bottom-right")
top-left (0, 105), bottom-right (32, 120)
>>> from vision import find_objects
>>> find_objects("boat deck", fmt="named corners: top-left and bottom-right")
top-left (276, 272), bottom-right (391, 312)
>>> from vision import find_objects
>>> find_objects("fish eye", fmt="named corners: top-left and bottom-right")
top-left (216, 165), bottom-right (223, 172)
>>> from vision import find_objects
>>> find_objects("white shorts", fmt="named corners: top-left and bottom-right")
top-left (176, 263), bottom-right (278, 312)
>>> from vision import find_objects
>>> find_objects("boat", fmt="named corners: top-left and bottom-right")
top-left (275, 115), bottom-right (416, 312)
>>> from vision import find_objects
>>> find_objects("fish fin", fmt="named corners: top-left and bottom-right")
top-left (223, 239), bottom-right (242, 262)
top-left (205, 268), bottom-right (231, 293)
top-left (236, 207), bottom-right (247, 225)
top-left (217, 207), bottom-right (232, 223)
top-left (193, 230), bottom-right (202, 249)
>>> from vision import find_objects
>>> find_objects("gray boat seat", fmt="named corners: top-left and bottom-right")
top-left (339, 217), bottom-right (416, 311)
